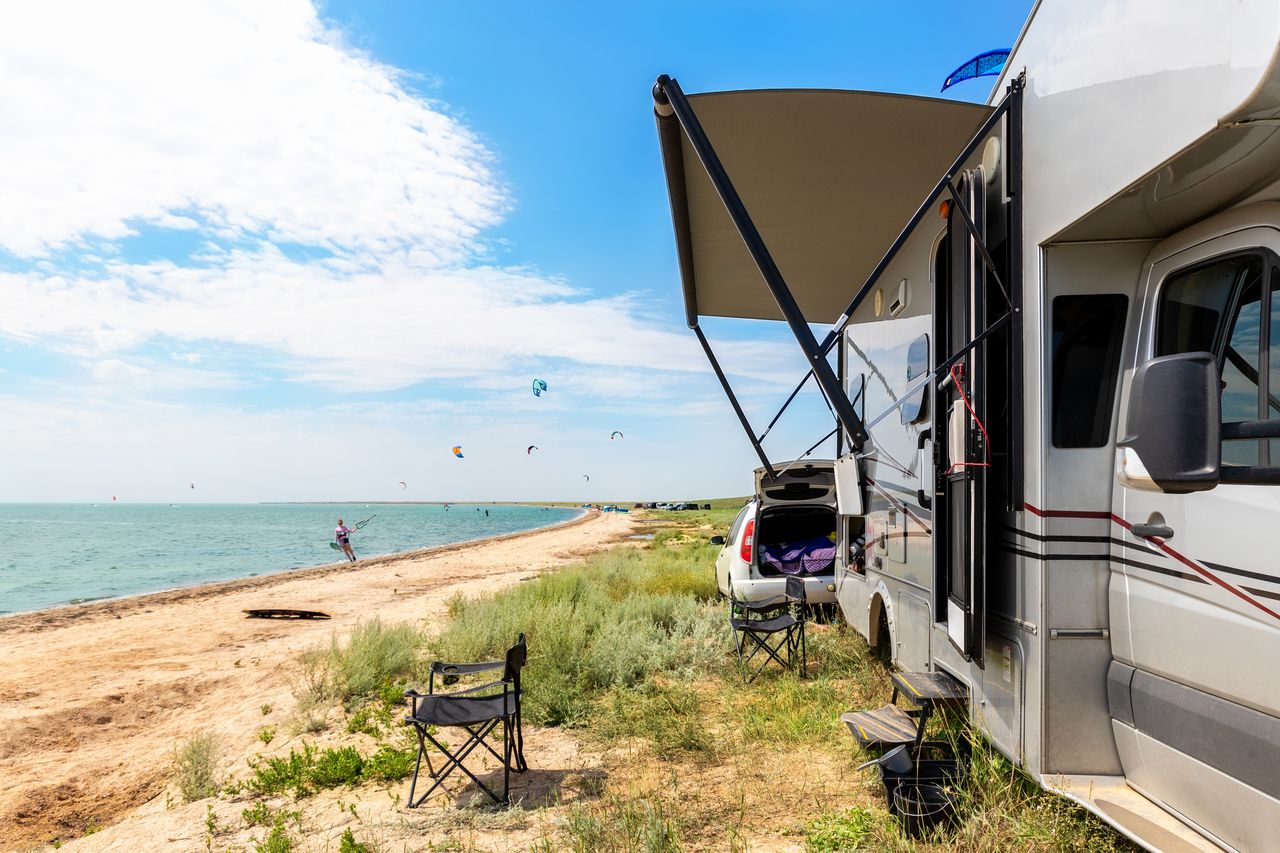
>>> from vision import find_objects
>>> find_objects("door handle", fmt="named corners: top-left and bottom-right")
top-left (1131, 522), bottom-right (1174, 539)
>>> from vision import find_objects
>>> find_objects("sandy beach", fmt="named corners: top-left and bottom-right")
top-left (0, 509), bottom-right (632, 850)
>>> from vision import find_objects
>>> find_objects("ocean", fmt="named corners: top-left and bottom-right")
top-left (0, 503), bottom-right (582, 615)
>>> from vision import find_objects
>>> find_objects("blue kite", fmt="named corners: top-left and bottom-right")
top-left (941, 49), bottom-right (1010, 92)
top-left (532, 378), bottom-right (548, 397)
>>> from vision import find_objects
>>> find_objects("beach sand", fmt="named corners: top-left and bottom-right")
top-left (0, 509), bottom-right (633, 850)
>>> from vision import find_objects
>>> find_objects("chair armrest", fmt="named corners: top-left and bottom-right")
top-left (427, 658), bottom-right (504, 693)
top-left (730, 595), bottom-right (789, 614)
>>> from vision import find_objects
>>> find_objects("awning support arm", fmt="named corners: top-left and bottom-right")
top-left (693, 324), bottom-right (778, 480)
top-left (757, 370), bottom-right (814, 444)
top-left (655, 74), bottom-right (870, 451)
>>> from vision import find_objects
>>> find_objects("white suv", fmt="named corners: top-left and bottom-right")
top-left (712, 461), bottom-right (838, 605)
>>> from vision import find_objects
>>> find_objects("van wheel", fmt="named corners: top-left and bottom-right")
top-left (873, 607), bottom-right (892, 665)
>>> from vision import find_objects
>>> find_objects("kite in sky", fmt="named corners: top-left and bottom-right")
top-left (610, 430), bottom-right (624, 440)
top-left (399, 481), bottom-right (407, 490)
top-left (527, 445), bottom-right (538, 454)
top-left (452, 445), bottom-right (464, 458)
top-left (532, 378), bottom-right (548, 397)
top-left (940, 49), bottom-right (1010, 91)
top-left (582, 474), bottom-right (590, 482)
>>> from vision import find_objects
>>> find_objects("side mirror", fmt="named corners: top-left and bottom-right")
top-left (1117, 352), bottom-right (1220, 493)
top-left (709, 535), bottom-right (726, 546)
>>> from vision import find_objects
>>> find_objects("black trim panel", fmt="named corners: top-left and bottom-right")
top-left (1130, 668), bottom-right (1280, 798)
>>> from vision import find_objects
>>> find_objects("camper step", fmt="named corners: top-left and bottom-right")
top-left (891, 670), bottom-right (968, 708)
top-left (840, 703), bottom-right (919, 749)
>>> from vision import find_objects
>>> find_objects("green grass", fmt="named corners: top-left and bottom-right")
top-left (538, 792), bottom-right (683, 853)
top-left (171, 731), bottom-right (221, 802)
top-left (804, 806), bottom-right (884, 851)
top-left (429, 540), bottom-right (729, 727)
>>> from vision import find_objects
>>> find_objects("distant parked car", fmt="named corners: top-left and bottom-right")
top-left (711, 461), bottom-right (837, 605)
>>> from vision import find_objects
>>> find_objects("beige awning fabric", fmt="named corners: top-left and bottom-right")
top-left (656, 89), bottom-right (992, 325)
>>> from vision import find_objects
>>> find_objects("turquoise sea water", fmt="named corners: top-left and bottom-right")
top-left (0, 503), bottom-right (581, 615)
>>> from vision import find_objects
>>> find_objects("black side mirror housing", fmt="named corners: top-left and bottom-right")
top-left (1117, 352), bottom-right (1220, 493)
top-left (709, 535), bottom-right (726, 546)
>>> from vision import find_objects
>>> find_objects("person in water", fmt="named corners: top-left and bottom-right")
top-left (335, 518), bottom-right (356, 562)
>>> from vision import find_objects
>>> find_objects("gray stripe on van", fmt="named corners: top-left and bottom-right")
top-left (1129, 669), bottom-right (1280, 798)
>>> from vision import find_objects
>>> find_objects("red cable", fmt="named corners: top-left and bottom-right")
top-left (945, 362), bottom-right (991, 475)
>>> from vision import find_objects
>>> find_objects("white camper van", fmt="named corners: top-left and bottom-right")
top-left (653, 2), bottom-right (1280, 850)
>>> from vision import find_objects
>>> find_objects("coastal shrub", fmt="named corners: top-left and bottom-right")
top-left (427, 535), bottom-right (729, 728)
top-left (339, 828), bottom-right (372, 853)
top-left (172, 731), bottom-right (221, 802)
top-left (242, 801), bottom-right (272, 827)
top-left (360, 743), bottom-right (417, 781)
top-left (246, 742), bottom-right (416, 797)
top-left (247, 743), bottom-right (317, 797)
top-left (254, 813), bottom-right (294, 853)
top-left (326, 617), bottom-right (423, 703)
top-left (308, 746), bottom-right (364, 788)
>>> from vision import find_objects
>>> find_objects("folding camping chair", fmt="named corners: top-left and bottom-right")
top-left (403, 634), bottom-right (528, 806)
top-left (729, 575), bottom-right (808, 683)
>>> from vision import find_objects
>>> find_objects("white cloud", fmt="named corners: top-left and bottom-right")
top-left (0, 0), bottom-right (502, 261)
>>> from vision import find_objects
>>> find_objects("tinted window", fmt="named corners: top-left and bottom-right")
top-left (1051, 295), bottom-right (1128, 448)
top-left (1157, 257), bottom-right (1258, 356)
top-left (1221, 276), bottom-right (1262, 465)
top-left (1157, 255), bottom-right (1269, 466)
top-left (1271, 272), bottom-right (1280, 461)
top-left (900, 334), bottom-right (929, 424)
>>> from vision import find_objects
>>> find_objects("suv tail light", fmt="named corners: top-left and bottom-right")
top-left (739, 518), bottom-right (755, 562)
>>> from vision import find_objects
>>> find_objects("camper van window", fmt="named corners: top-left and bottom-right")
top-left (1051, 295), bottom-right (1127, 448)
top-left (1157, 254), bottom-right (1270, 466)
top-left (1270, 272), bottom-right (1280, 462)
top-left (900, 334), bottom-right (930, 424)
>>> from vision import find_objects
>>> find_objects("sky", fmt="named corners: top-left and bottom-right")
top-left (0, 0), bottom-right (1031, 503)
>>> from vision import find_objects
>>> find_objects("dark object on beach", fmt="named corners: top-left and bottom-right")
top-left (404, 634), bottom-right (528, 806)
top-left (243, 608), bottom-right (331, 620)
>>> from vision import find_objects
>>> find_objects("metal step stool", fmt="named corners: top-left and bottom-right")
top-left (842, 670), bottom-right (968, 752)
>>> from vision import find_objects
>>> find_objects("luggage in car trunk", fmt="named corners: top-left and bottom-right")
top-left (756, 506), bottom-right (837, 577)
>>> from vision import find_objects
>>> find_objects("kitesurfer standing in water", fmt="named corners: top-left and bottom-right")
top-left (335, 518), bottom-right (357, 562)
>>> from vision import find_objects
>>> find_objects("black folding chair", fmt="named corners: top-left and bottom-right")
top-left (404, 634), bottom-right (527, 806)
top-left (730, 576), bottom-right (808, 683)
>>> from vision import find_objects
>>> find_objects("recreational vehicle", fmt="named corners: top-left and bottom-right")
top-left (653, 1), bottom-right (1280, 850)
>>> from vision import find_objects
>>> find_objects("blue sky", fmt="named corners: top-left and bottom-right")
top-left (0, 0), bottom-right (1030, 503)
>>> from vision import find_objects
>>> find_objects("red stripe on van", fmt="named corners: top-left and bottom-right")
top-left (1024, 502), bottom-right (1280, 622)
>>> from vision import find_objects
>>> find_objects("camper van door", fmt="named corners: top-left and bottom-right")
top-left (1110, 229), bottom-right (1280, 852)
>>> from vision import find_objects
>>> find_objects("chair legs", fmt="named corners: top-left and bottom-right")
top-left (407, 716), bottom-right (527, 807)
top-left (733, 620), bottom-right (806, 683)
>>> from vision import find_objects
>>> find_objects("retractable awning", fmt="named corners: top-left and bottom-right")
top-left (656, 88), bottom-right (992, 326)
